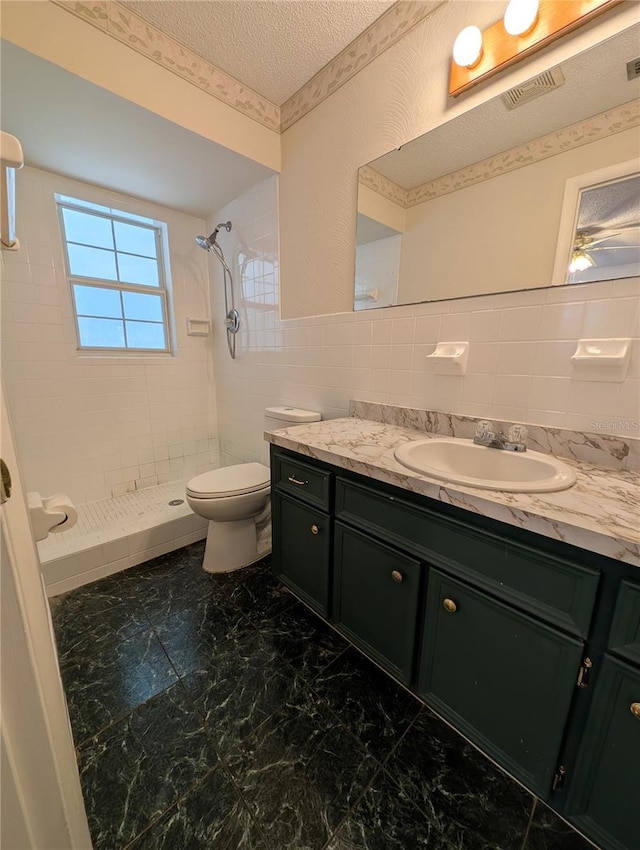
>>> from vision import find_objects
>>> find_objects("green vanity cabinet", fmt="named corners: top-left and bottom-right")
top-left (566, 656), bottom-right (640, 850)
top-left (608, 579), bottom-right (640, 666)
top-left (269, 444), bottom-right (639, 850)
top-left (271, 490), bottom-right (332, 616)
top-left (418, 569), bottom-right (584, 796)
top-left (565, 578), bottom-right (640, 850)
top-left (333, 522), bottom-right (423, 683)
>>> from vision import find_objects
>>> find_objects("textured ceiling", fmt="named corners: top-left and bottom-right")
top-left (122, 0), bottom-right (395, 104)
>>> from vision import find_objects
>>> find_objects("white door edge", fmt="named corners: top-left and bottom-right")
top-left (1, 389), bottom-right (92, 849)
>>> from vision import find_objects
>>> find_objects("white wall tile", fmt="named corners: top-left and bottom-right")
top-left (1, 166), bottom-right (219, 504)
top-left (582, 298), bottom-right (639, 338)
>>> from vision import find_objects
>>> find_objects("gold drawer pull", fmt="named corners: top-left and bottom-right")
top-left (391, 570), bottom-right (403, 583)
top-left (631, 703), bottom-right (640, 720)
top-left (443, 598), bottom-right (458, 613)
top-left (288, 475), bottom-right (308, 486)
top-left (311, 524), bottom-right (320, 535)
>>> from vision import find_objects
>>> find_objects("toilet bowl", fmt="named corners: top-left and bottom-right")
top-left (186, 463), bottom-right (271, 573)
top-left (186, 406), bottom-right (321, 573)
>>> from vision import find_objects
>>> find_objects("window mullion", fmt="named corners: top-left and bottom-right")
top-left (120, 289), bottom-right (129, 349)
top-left (68, 276), bottom-right (166, 296)
top-left (111, 218), bottom-right (121, 283)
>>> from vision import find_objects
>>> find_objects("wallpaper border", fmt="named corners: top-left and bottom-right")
top-left (50, 0), bottom-right (444, 134)
top-left (50, 0), bottom-right (281, 130)
top-left (360, 99), bottom-right (640, 210)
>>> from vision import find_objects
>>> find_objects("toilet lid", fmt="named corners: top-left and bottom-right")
top-left (186, 463), bottom-right (271, 498)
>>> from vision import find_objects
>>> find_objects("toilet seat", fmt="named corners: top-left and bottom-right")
top-left (186, 462), bottom-right (270, 499)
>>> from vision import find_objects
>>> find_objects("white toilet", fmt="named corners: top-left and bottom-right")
top-left (186, 406), bottom-right (321, 573)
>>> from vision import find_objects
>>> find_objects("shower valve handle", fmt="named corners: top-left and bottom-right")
top-left (226, 309), bottom-right (240, 333)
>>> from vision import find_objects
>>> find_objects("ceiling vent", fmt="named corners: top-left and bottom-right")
top-left (627, 57), bottom-right (640, 81)
top-left (502, 67), bottom-right (565, 110)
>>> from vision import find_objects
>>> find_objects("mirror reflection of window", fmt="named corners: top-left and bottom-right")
top-left (567, 173), bottom-right (640, 284)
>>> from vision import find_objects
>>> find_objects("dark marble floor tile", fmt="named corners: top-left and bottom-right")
top-left (226, 684), bottom-right (378, 850)
top-left (50, 584), bottom-right (149, 667)
top-left (180, 629), bottom-right (299, 755)
top-left (78, 681), bottom-right (218, 850)
top-left (525, 802), bottom-right (595, 850)
top-left (225, 559), bottom-right (295, 625)
top-left (62, 628), bottom-right (179, 745)
top-left (122, 541), bottom-right (207, 588)
top-left (385, 708), bottom-right (532, 849)
top-left (127, 543), bottom-right (226, 623)
top-left (126, 766), bottom-right (270, 850)
top-left (326, 768), bottom-right (440, 850)
top-left (310, 647), bottom-right (421, 764)
top-left (256, 600), bottom-right (348, 684)
top-left (153, 595), bottom-right (257, 677)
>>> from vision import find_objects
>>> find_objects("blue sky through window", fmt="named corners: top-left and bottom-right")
top-left (60, 198), bottom-right (170, 352)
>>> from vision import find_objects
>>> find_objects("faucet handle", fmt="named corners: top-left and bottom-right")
top-left (508, 424), bottom-right (528, 445)
top-left (475, 420), bottom-right (495, 439)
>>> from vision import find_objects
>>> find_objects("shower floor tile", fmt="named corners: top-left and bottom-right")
top-left (49, 541), bottom-right (595, 850)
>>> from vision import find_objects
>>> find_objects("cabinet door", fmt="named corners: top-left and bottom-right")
top-left (333, 522), bottom-right (422, 684)
top-left (419, 569), bottom-right (583, 796)
top-left (566, 656), bottom-right (640, 850)
top-left (272, 491), bottom-right (331, 616)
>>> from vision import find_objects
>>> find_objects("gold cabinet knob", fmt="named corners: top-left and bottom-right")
top-left (391, 570), bottom-right (403, 583)
top-left (631, 703), bottom-right (640, 720)
top-left (310, 524), bottom-right (319, 535)
top-left (443, 598), bottom-right (457, 613)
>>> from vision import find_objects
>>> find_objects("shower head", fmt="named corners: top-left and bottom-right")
top-left (195, 235), bottom-right (212, 250)
top-left (195, 221), bottom-right (232, 251)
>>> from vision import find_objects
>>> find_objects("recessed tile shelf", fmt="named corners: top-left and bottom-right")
top-left (570, 338), bottom-right (632, 382)
top-left (186, 318), bottom-right (211, 336)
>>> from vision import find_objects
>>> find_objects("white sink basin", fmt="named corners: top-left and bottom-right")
top-left (393, 438), bottom-right (576, 493)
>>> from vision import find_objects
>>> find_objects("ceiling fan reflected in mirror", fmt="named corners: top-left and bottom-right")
top-left (569, 221), bottom-right (640, 273)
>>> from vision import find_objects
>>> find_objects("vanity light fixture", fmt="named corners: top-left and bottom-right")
top-left (449, 0), bottom-right (623, 97)
top-left (504, 0), bottom-right (539, 36)
top-left (452, 26), bottom-right (483, 69)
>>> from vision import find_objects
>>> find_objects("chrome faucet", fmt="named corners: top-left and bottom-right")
top-left (473, 420), bottom-right (528, 452)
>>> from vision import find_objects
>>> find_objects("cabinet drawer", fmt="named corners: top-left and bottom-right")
top-left (608, 580), bottom-right (640, 666)
top-left (333, 522), bottom-right (422, 684)
top-left (273, 451), bottom-right (332, 511)
top-left (271, 492), bottom-right (331, 616)
top-left (566, 656), bottom-right (640, 850)
top-left (419, 569), bottom-right (583, 796)
top-left (336, 477), bottom-right (599, 637)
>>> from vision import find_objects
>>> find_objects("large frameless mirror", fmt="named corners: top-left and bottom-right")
top-left (353, 25), bottom-right (640, 311)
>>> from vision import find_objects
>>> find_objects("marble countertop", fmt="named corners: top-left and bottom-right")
top-left (265, 417), bottom-right (640, 567)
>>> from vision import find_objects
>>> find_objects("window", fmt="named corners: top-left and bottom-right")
top-left (57, 196), bottom-right (172, 352)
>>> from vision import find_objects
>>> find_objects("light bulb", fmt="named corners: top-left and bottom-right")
top-left (569, 250), bottom-right (594, 274)
top-left (452, 26), bottom-right (483, 68)
top-left (504, 0), bottom-right (539, 36)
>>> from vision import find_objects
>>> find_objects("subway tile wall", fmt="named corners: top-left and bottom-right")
top-left (212, 178), bottom-right (639, 469)
top-left (1, 167), bottom-right (219, 504)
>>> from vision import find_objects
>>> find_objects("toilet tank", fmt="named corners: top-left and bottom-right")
top-left (264, 406), bottom-right (321, 430)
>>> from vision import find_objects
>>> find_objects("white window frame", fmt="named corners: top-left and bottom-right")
top-left (551, 159), bottom-right (639, 286)
top-left (56, 197), bottom-right (173, 354)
